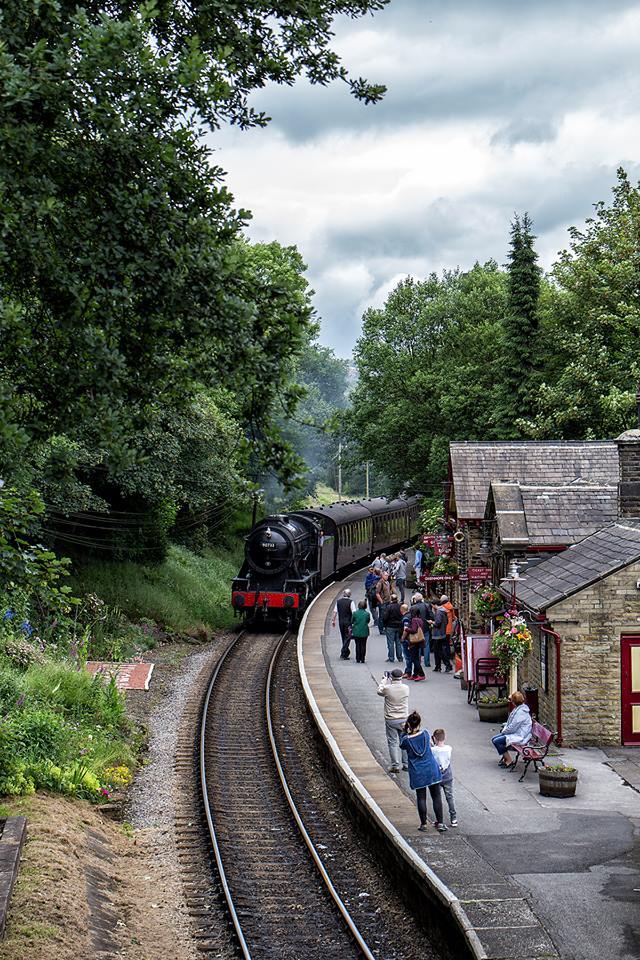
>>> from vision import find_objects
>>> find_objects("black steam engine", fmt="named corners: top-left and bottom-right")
top-left (232, 496), bottom-right (420, 624)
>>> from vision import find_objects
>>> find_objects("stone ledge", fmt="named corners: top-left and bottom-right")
top-left (0, 816), bottom-right (27, 938)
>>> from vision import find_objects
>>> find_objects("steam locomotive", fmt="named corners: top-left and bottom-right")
top-left (231, 496), bottom-right (420, 625)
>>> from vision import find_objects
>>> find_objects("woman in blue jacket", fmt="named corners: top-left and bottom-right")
top-left (400, 711), bottom-right (447, 833)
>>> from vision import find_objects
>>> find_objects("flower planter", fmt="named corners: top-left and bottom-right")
top-left (538, 768), bottom-right (578, 798)
top-left (477, 702), bottom-right (509, 723)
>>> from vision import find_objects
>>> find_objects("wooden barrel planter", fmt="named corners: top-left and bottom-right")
top-left (477, 700), bottom-right (509, 723)
top-left (538, 767), bottom-right (578, 798)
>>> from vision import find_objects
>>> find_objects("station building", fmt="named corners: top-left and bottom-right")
top-left (444, 430), bottom-right (640, 747)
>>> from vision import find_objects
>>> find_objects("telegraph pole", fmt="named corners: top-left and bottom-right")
top-left (338, 443), bottom-right (343, 501)
top-left (365, 461), bottom-right (370, 498)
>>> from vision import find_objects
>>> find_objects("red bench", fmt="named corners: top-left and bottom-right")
top-left (510, 721), bottom-right (554, 782)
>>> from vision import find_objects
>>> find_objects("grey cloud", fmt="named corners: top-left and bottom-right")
top-left (490, 117), bottom-right (558, 147)
top-left (250, 1), bottom-right (640, 143)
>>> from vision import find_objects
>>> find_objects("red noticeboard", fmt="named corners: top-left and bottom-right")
top-left (86, 661), bottom-right (155, 691)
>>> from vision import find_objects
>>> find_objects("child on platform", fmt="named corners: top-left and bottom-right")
top-left (431, 728), bottom-right (458, 827)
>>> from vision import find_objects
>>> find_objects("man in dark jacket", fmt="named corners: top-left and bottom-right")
top-left (382, 593), bottom-right (403, 662)
top-left (431, 602), bottom-right (452, 672)
top-left (331, 588), bottom-right (356, 659)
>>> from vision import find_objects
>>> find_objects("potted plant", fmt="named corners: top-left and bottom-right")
top-left (538, 764), bottom-right (578, 798)
top-left (477, 694), bottom-right (510, 723)
top-left (474, 588), bottom-right (503, 620)
top-left (431, 556), bottom-right (458, 576)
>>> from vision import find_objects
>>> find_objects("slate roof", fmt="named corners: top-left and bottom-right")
top-left (503, 519), bottom-right (640, 611)
top-left (449, 441), bottom-right (619, 520)
top-left (486, 482), bottom-right (618, 548)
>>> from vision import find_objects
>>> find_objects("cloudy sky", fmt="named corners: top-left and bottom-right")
top-left (213, 0), bottom-right (640, 358)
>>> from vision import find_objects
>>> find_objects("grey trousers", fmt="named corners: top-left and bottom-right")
top-left (385, 718), bottom-right (405, 768)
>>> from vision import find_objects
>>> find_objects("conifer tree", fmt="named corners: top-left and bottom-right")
top-left (499, 213), bottom-right (541, 435)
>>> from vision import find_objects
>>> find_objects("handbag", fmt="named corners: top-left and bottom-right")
top-left (408, 616), bottom-right (424, 645)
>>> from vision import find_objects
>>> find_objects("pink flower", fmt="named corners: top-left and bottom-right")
top-left (100, 787), bottom-right (110, 798)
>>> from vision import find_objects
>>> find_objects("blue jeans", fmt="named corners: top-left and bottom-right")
top-left (492, 734), bottom-right (508, 755)
top-left (423, 633), bottom-right (431, 667)
top-left (385, 626), bottom-right (402, 661)
top-left (401, 638), bottom-right (411, 673)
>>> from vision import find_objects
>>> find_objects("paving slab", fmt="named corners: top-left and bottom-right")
top-left (299, 569), bottom-right (640, 960)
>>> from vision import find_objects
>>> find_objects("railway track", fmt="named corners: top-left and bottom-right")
top-left (199, 630), bottom-right (374, 959)
top-left (176, 628), bottom-right (440, 959)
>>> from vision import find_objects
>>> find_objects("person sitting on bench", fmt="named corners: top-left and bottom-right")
top-left (491, 691), bottom-right (532, 768)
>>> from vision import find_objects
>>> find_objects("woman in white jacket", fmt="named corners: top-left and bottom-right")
top-left (491, 691), bottom-right (532, 768)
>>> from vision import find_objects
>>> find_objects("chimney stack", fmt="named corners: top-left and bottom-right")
top-left (615, 381), bottom-right (640, 519)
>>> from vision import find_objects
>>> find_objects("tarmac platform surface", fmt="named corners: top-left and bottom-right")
top-left (301, 567), bottom-right (640, 960)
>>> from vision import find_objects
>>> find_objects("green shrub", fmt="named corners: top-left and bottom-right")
top-left (21, 663), bottom-right (126, 730)
top-left (0, 668), bottom-right (21, 712)
top-left (4, 709), bottom-right (69, 764)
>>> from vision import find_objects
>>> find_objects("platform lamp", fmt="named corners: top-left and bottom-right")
top-left (500, 558), bottom-right (527, 692)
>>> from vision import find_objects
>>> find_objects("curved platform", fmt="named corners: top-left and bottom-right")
top-left (298, 574), bottom-right (560, 960)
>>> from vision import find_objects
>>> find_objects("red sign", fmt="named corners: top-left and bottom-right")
top-left (86, 661), bottom-right (155, 691)
top-left (468, 567), bottom-right (492, 582)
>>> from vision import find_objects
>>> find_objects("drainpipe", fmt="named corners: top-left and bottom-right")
top-left (539, 623), bottom-right (563, 746)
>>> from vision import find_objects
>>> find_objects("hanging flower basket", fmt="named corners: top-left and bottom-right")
top-left (491, 613), bottom-right (533, 675)
top-left (431, 556), bottom-right (458, 576)
top-left (474, 588), bottom-right (503, 619)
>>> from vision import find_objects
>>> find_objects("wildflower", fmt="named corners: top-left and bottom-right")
top-left (16, 694), bottom-right (26, 709)
top-left (20, 620), bottom-right (33, 637)
top-left (2, 609), bottom-right (14, 621)
top-left (100, 787), bottom-right (110, 798)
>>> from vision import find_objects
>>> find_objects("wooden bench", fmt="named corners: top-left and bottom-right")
top-left (510, 721), bottom-right (554, 782)
top-left (467, 657), bottom-right (507, 704)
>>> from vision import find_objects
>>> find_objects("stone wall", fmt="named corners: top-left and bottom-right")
top-left (518, 626), bottom-right (558, 735)
top-left (524, 559), bottom-right (640, 746)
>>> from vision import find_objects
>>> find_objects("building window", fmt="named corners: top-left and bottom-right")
top-left (540, 632), bottom-right (549, 693)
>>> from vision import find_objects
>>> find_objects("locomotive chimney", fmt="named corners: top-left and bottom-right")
top-left (615, 380), bottom-right (640, 519)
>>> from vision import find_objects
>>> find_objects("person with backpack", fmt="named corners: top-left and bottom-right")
top-left (411, 593), bottom-right (434, 669)
top-left (402, 604), bottom-right (425, 681)
top-left (382, 592), bottom-right (403, 662)
top-left (375, 570), bottom-right (392, 636)
top-left (364, 565), bottom-right (380, 624)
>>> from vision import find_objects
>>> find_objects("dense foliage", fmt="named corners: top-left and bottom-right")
top-left (347, 171), bottom-right (640, 494)
top-left (0, 0), bottom-right (388, 556)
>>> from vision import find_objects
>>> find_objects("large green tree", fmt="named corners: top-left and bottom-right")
top-left (497, 213), bottom-right (542, 435)
top-left (523, 169), bottom-right (640, 438)
top-left (346, 263), bottom-right (509, 496)
top-left (0, 0), bottom-right (389, 551)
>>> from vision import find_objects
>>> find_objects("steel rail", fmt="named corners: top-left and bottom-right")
top-left (199, 631), bottom-right (252, 960)
top-left (265, 633), bottom-right (377, 960)
top-left (199, 629), bottom-right (376, 960)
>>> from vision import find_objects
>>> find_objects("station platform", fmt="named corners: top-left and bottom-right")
top-left (298, 568), bottom-right (640, 960)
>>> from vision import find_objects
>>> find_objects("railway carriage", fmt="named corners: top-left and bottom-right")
top-left (231, 495), bottom-right (420, 625)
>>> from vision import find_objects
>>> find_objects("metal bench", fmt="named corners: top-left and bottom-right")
top-left (467, 657), bottom-right (507, 704)
top-left (510, 721), bottom-right (554, 782)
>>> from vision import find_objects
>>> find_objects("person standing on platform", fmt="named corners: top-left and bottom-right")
top-left (393, 554), bottom-right (407, 602)
top-left (400, 711), bottom-right (446, 832)
top-left (411, 593), bottom-right (434, 668)
top-left (413, 544), bottom-right (423, 584)
top-left (382, 592), bottom-right (403, 662)
top-left (375, 570), bottom-right (392, 636)
top-left (377, 668), bottom-right (409, 773)
top-left (350, 600), bottom-right (371, 663)
top-left (432, 602), bottom-right (452, 672)
top-left (331, 588), bottom-right (356, 660)
top-left (364, 566), bottom-right (380, 625)
top-left (431, 728), bottom-right (458, 827)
